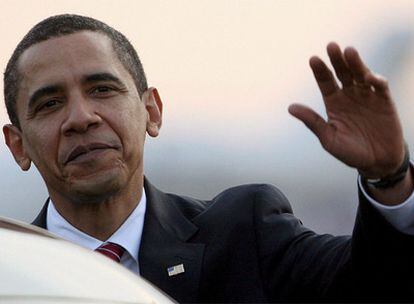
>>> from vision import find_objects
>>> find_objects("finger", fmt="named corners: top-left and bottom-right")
top-left (288, 103), bottom-right (332, 145)
top-left (327, 42), bottom-right (353, 87)
top-left (365, 73), bottom-right (391, 99)
top-left (344, 47), bottom-right (370, 84)
top-left (309, 56), bottom-right (340, 97)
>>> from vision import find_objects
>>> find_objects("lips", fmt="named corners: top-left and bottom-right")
top-left (64, 143), bottom-right (118, 164)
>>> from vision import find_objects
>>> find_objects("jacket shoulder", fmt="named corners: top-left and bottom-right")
top-left (166, 183), bottom-right (293, 220)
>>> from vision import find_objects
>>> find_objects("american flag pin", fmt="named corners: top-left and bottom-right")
top-left (167, 263), bottom-right (185, 277)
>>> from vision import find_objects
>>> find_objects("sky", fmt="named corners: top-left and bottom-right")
top-left (0, 0), bottom-right (414, 234)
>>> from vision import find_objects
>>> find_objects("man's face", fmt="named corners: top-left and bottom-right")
top-left (5, 31), bottom-right (161, 203)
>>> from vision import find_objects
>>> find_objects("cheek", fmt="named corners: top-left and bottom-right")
top-left (22, 126), bottom-right (59, 166)
top-left (112, 104), bottom-right (148, 158)
top-left (116, 100), bottom-right (148, 135)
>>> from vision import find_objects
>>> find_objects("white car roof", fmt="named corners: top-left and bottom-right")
top-left (0, 217), bottom-right (173, 304)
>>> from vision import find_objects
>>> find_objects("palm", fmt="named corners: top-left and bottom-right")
top-left (289, 43), bottom-right (404, 178)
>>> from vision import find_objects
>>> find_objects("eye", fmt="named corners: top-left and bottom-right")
top-left (44, 100), bottom-right (57, 107)
top-left (90, 85), bottom-right (116, 96)
top-left (37, 99), bottom-right (60, 112)
top-left (95, 86), bottom-right (112, 93)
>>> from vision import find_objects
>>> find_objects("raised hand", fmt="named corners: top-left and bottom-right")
top-left (289, 42), bottom-right (405, 179)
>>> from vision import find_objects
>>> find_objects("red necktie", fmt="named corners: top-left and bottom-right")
top-left (95, 242), bottom-right (125, 263)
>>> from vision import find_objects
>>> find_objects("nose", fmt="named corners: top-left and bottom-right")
top-left (61, 93), bottom-right (102, 136)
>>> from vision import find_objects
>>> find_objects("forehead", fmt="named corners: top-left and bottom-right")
top-left (17, 31), bottom-right (126, 93)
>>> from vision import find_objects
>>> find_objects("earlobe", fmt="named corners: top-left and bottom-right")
top-left (143, 87), bottom-right (163, 137)
top-left (3, 124), bottom-right (31, 171)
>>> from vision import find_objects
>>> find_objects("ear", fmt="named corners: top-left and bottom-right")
top-left (143, 87), bottom-right (163, 137)
top-left (3, 124), bottom-right (31, 171)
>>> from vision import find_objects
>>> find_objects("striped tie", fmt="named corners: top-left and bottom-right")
top-left (95, 242), bottom-right (125, 263)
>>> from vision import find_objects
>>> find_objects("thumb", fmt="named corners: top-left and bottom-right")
top-left (288, 103), bottom-right (330, 144)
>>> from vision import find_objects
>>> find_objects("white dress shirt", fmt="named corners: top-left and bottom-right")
top-left (47, 189), bottom-right (146, 275)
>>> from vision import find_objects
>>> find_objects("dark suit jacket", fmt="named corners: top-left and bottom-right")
top-left (32, 179), bottom-right (414, 302)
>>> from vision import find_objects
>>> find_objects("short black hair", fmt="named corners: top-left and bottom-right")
top-left (4, 14), bottom-right (148, 128)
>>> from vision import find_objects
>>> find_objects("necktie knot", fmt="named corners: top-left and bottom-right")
top-left (95, 242), bottom-right (125, 263)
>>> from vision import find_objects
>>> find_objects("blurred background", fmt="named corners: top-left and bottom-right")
top-left (0, 0), bottom-right (413, 235)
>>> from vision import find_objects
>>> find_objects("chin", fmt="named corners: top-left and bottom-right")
top-left (68, 170), bottom-right (125, 204)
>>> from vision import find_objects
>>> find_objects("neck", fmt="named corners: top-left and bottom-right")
top-left (49, 176), bottom-right (144, 241)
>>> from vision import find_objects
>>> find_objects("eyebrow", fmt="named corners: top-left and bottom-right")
top-left (27, 73), bottom-right (126, 110)
top-left (28, 85), bottom-right (62, 110)
top-left (82, 72), bottom-right (125, 87)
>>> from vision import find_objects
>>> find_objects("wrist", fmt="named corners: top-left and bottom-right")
top-left (363, 167), bottom-right (414, 206)
top-left (360, 144), bottom-right (410, 189)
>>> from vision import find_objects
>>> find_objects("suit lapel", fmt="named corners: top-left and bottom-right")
top-left (139, 179), bottom-right (205, 303)
top-left (32, 181), bottom-right (205, 302)
top-left (32, 199), bottom-right (49, 229)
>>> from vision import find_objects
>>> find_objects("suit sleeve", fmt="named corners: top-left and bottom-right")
top-left (253, 184), bottom-right (414, 302)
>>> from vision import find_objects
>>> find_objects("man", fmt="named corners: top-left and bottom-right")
top-left (2, 14), bottom-right (414, 302)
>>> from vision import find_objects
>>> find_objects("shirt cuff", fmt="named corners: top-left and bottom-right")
top-left (358, 161), bottom-right (414, 235)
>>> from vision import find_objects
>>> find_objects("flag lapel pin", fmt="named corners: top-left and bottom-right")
top-left (167, 263), bottom-right (185, 277)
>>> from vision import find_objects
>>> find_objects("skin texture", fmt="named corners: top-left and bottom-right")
top-left (289, 42), bottom-right (413, 205)
top-left (3, 31), bottom-right (162, 240)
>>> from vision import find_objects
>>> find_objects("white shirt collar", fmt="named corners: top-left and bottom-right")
top-left (46, 189), bottom-right (147, 266)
